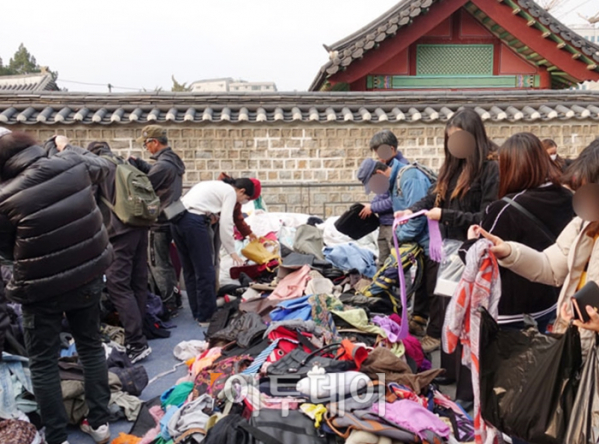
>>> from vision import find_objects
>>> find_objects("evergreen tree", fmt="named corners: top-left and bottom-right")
top-left (8, 44), bottom-right (40, 75)
top-left (0, 44), bottom-right (57, 78)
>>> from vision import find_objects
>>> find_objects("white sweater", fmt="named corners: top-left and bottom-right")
top-left (181, 180), bottom-right (237, 255)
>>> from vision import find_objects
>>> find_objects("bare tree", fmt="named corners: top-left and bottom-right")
top-left (536, 0), bottom-right (567, 12)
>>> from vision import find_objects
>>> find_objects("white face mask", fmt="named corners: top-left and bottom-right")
top-left (550, 154), bottom-right (557, 161)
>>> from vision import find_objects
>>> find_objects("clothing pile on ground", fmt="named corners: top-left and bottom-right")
top-left (110, 211), bottom-right (476, 444)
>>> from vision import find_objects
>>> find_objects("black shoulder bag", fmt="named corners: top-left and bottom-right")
top-left (501, 196), bottom-right (556, 242)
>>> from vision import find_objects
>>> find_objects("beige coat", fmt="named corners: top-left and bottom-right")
top-left (499, 217), bottom-right (597, 354)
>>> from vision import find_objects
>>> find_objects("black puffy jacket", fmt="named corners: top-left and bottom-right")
top-left (0, 144), bottom-right (114, 304)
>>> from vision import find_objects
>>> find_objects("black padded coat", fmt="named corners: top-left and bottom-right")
top-left (0, 144), bottom-right (114, 304)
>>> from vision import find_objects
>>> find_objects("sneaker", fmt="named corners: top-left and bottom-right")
top-left (420, 335), bottom-right (441, 353)
top-left (198, 321), bottom-right (210, 328)
top-left (126, 344), bottom-right (152, 364)
top-left (80, 419), bottom-right (110, 444)
top-left (409, 315), bottom-right (428, 337)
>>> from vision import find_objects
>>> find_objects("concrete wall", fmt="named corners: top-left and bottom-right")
top-left (11, 120), bottom-right (599, 217)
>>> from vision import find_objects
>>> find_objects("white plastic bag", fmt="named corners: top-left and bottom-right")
top-left (434, 239), bottom-right (465, 297)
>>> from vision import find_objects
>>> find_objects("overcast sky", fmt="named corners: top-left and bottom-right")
top-left (1, 0), bottom-right (596, 93)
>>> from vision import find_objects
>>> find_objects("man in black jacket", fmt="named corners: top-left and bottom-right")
top-left (0, 129), bottom-right (113, 444)
top-left (88, 141), bottom-right (152, 364)
top-left (130, 126), bottom-right (185, 312)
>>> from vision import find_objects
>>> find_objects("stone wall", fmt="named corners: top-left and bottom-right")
top-left (11, 120), bottom-right (599, 217)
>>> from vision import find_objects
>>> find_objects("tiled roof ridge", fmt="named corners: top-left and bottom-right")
top-left (1, 90), bottom-right (599, 124)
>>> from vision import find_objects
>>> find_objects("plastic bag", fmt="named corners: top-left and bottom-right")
top-left (433, 239), bottom-right (465, 297)
top-left (565, 335), bottom-right (599, 444)
top-left (479, 308), bottom-right (582, 444)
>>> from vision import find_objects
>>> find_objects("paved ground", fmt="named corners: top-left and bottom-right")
top-left (67, 296), bottom-right (206, 443)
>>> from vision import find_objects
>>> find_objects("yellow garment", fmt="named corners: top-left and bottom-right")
top-left (300, 403), bottom-right (327, 428)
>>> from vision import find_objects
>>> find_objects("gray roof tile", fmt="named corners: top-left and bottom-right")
top-left (0, 90), bottom-right (599, 125)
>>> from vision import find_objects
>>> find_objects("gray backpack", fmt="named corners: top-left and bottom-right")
top-left (395, 162), bottom-right (437, 197)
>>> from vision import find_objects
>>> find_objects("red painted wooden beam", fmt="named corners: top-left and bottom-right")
top-left (329, 0), bottom-right (470, 85)
top-left (473, 0), bottom-right (599, 82)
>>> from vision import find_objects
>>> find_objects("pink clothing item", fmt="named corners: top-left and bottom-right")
top-left (372, 315), bottom-right (400, 343)
top-left (139, 405), bottom-right (165, 444)
top-left (371, 400), bottom-right (450, 439)
top-left (402, 334), bottom-right (426, 371)
top-left (268, 265), bottom-right (311, 300)
top-left (389, 313), bottom-right (427, 371)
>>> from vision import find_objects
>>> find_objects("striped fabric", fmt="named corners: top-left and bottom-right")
top-left (241, 339), bottom-right (280, 375)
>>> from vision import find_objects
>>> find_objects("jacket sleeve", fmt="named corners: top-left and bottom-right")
top-left (440, 161), bottom-right (499, 229)
top-left (234, 203), bottom-right (253, 238)
top-left (498, 217), bottom-right (580, 287)
top-left (146, 162), bottom-right (176, 194)
top-left (409, 185), bottom-right (437, 212)
top-left (129, 157), bottom-right (152, 174)
top-left (62, 145), bottom-right (110, 185)
top-left (219, 190), bottom-right (238, 255)
top-left (397, 171), bottom-right (431, 242)
top-left (370, 192), bottom-right (393, 214)
top-left (0, 215), bottom-right (14, 261)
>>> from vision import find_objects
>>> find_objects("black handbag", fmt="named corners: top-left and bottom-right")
top-left (267, 343), bottom-right (355, 377)
top-left (334, 203), bottom-right (379, 240)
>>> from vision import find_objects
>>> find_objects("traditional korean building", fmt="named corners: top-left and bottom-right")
top-left (310, 0), bottom-right (599, 91)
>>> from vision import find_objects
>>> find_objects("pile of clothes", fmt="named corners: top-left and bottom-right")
top-left (110, 211), bottom-right (476, 444)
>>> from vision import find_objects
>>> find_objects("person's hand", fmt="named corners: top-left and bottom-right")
top-left (55, 135), bottom-right (70, 152)
top-left (476, 227), bottom-right (512, 259)
top-left (359, 204), bottom-right (373, 219)
top-left (248, 233), bottom-right (258, 242)
top-left (231, 253), bottom-right (244, 267)
top-left (565, 299), bottom-right (599, 333)
top-left (394, 209), bottom-right (413, 225)
top-left (468, 225), bottom-right (481, 240)
top-left (426, 207), bottom-right (442, 221)
top-left (560, 300), bottom-right (574, 323)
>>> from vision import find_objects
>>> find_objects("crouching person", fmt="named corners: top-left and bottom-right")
top-left (0, 129), bottom-right (113, 444)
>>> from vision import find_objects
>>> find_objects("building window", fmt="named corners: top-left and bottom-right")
top-left (416, 44), bottom-right (494, 76)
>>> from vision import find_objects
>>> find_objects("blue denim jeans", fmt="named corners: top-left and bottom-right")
top-left (22, 277), bottom-right (110, 444)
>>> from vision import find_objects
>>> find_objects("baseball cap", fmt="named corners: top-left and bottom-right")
top-left (357, 158), bottom-right (377, 193)
top-left (136, 125), bottom-right (166, 143)
top-left (250, 178), bottom-right (262, 200)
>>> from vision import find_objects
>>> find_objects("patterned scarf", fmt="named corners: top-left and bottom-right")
top-left (442, 239), bottom-right (501, 444)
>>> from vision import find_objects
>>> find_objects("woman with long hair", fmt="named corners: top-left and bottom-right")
top-left (479, 138), bottom-right (599, 356)
top-left (171, 177), bottom-right (255, 325)
top-left (466, 132), bottom-right (573, 330)
top-left (398, 108), bottom-right (499, 407)
top-left (400, 108), bottom-right (500, 351)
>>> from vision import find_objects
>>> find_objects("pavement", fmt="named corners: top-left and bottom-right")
top-left (67, 294), bottom-right (207, 444)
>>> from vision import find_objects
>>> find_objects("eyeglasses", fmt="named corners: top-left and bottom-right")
top-left (143, 139), bottom-right (155, 147)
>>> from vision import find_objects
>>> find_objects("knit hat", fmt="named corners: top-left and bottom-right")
top-left (250, 178), bottom-right (261, 200)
